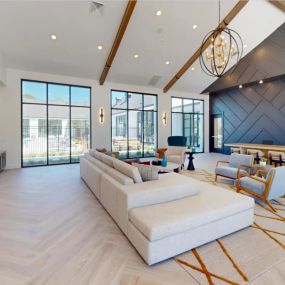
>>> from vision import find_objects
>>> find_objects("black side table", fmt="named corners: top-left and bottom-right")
top-left (186, 151), bottom-right (195, 171)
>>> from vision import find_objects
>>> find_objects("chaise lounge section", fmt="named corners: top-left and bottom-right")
top-left (80, 150), bottom-right (254, 265)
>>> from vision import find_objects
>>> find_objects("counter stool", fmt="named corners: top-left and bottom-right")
top-left (231, 147), bottom-right (241, 154)
top-left (247, 149), bottom-right (264, 164)
top-left (268, 151), bottom-right (285, 167)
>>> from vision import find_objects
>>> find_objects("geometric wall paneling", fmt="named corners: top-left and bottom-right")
top-left (210, 79), bottom-right (285, 154)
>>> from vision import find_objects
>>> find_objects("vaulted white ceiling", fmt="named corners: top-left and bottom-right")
top-left (0, 0), bottom-right (284, 93)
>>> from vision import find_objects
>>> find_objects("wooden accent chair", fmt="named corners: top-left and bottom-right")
top-left (247, 149), bottom-right (264, 164)
top-left (237, 166), bottom-right (285, 212)
top-left (215, 153), bottom-right (254, 183)
top-left (268, 151), bottom-right (285, 167)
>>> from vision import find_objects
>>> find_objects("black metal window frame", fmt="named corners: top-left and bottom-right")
top-left (111, 89), bottom-right (158, 159)
top-left (171, 96), bottom-right (205, 153)
top-left (21, 79), bottom-right (92, 168)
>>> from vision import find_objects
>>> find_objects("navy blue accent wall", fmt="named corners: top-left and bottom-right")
top-left (210, 79), bottom-right (285, 154)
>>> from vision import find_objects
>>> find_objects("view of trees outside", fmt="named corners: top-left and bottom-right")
top-left (111, 91), bottom-right (157, 159)
top-left (22, 81), bottom-right (91, 166)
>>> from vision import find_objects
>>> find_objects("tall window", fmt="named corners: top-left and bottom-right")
top-left (21, 80), bottom-right (91, 167)
top-left (171, 97), bottom-right (204, 152)
top-left (111, 90), bottom-right (157, 159)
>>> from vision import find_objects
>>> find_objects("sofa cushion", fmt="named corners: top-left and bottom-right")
top-left (84, 154), bottom-right (108, 171)
top-left (121, 173), bottom-right (199, 210)
top-left (101, 153), bottom-right (114, 167)
top-left (215, 166), bottom-right (247, 179)
top-left (129, 183), bottom-right (254, 242)
top-left (113, 159), bottom-right (143, 183)
top-left (239, 176), bottom-right (265, 195)
top-left (89, 149), bottom-right (103, 161)
top-left (106, 167), bottom-right (134, 185)
top-left (132, 163), bottom-right (159, 181)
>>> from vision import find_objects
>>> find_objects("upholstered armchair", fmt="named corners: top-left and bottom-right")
top-left (165, 146), bottom-right (187, 167)
top-left (215, 153), bottom-right (254, 182)
top-left (237, 166), bottom-right (285, 212)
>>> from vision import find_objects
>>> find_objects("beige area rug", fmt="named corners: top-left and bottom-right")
top-left (175, 169), bottom-right (285, 285)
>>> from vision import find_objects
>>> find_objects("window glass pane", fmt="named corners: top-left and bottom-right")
top-left (48, 84), bottom-right (69, 105)
top-left (22, 104), bottom-right (47, 166)
top-left (172, 98), bottom-right (183, 112)
top-left (128, 93), bottom-right (143, 110)
top-left (48, 106), bottom-right (70, 164)
top-left (183, 99), bottom-right (193, 113)
top-left (184, 113), bottom-right (191, 146)
top-left (112, 109), bottom-right (128, 159)
top-left (194, 100), bottom-right (204, 113)
top-left (128, 110), bottom-right (143, 158)
top-left (193, 114), bottom-right (204, 152)
top-left (71, 86), bottom-right (90, 106)
top-left (172, 113), bottom-right (183, 136)
top-left (112, 91), bottom-right (127, 109)
top-left (22, 81), bottom-right (47, 104)
top-left (144, 111), bottom-right (157, 157)
top-left (71, 107), bottom-right (90, 162)
top-left (144, 95), bottom-right (157, 111)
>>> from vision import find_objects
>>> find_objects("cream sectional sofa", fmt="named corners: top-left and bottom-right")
top-left (80, 150), bottom-right (254, 265)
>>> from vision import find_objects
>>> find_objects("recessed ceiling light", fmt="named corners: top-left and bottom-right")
top-left (243, 44), bottom-right (247, 49)
top-left (156, 10), bottom-right (162, 16)
top-left (193, 24), bottom-right (198, 30)
top-left (133, 54), bottom-right (139, 59)
top-left (191, 67), bottom-right (195, 71)
top-left (50, 34), bottom-right (57, 40)
top-left (239, 84), bottom-right (243, 89)
top-left (165, 61), bottom-right (170, 65)
top-left (97, 45), bottom-right (103, 50)
top-left (259, 79), bottom-right (263, 84)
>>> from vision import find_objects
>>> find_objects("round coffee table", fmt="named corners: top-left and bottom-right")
top-left (155, 162), bottom-right (180, 173)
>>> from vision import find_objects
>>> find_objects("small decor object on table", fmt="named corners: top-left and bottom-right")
top-left (161, 153), bottom-right (167, 167)
top-left (0, 151), bottom-right (6, 172)
top-left (186, 148), bottom-right (195, 171)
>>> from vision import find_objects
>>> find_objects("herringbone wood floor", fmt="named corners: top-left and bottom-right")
top-left (0, 160), bottom-right (284, 285)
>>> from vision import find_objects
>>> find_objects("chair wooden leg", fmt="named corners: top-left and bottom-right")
top-left (215, 175), bottom-right (218, 182)
top-left (265, 200), bottom-right (276, 212)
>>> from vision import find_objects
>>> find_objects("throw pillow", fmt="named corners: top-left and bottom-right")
top-left (132, 163), bottom-right (159, 182)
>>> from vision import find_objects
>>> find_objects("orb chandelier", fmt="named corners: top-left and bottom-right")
top-left (199, 0), bottom-right (243, 78)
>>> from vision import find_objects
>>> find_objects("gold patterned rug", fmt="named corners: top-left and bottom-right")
top-left (176, 169), bottom-right (285, 285)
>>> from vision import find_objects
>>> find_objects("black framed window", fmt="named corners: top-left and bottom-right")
top-left (21, 79), bottom-right (91, 167)
top-left (171, 97), bottom-right (204, 153)
top-left (111, 90), bottom-right (157, 159)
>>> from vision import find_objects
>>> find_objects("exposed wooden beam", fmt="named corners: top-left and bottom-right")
top-left (269, 0), bottom-right (285, 12)
top-left (163, 0), bottom-right (249, 93)
top-left (99, 0), bottom-right (137, 85)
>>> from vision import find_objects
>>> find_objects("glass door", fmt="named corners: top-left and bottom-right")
top-left (210, 114), bottom-right (224, 153)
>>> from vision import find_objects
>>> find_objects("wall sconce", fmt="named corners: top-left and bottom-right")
top-left (99, 108), bottom-right (104, 124)
top-left (162, 112), bottom-right (167, 126)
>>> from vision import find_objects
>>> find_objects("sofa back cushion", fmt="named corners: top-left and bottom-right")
top-left (101, 153), bottom-right (114, 167)
top-left (89, 149), bottom-right (103, 161)
top-left (113, 159), bottom-right (142, 183)
top-left (106, 167), bottom-right (134, 185)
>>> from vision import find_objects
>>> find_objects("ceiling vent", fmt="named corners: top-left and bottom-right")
top-left (148, 75), bottom-right (161, 86)
top-left (90, 2), bottom-right (104, 16)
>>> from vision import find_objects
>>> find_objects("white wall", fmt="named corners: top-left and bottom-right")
top-left (0, 53), bottom-right (6, 86)
top-left (0, 68), bottom-right (209, 169)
